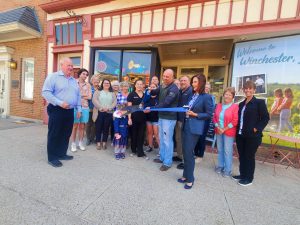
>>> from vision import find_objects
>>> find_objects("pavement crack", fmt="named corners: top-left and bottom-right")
top-left (0, 182), bottom-right (94, 224)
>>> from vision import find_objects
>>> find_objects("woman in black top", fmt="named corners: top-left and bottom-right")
top-left (127, 80), bottom-right (148, 159)
top-left (232, 80), bottom-right (269, 186)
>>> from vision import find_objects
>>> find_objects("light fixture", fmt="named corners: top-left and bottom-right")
top-left (190, 48), bottom-right (197, 55)
top-left (8, 59), bottom-right (17, 70)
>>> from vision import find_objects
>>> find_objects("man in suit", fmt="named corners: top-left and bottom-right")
top-left (42, 58), bottom-right (81, 167)
top-left (174, 76), bottom-right (193, 170)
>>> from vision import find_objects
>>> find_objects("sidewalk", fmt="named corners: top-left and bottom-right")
top-left (0, 124), bottom-right (299, 225)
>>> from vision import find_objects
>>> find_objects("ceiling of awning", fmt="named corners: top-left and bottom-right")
top-left (0, 6), bottom-right (42, 43)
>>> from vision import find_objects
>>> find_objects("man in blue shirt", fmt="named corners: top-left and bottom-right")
top-left (42, 58), bottom-right (81, 167)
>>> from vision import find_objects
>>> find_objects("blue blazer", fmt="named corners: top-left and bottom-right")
top-left (183, 93), bottom-right (214, 135)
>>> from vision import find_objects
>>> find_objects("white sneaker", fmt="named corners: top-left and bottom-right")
top-left (71, 142), bottom-right (77, 152)
top-left (79, 141), bottom-right (86, 151)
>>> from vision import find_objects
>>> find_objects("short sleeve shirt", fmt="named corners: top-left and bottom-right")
top-left (127, 91), bottom-right (146, 122)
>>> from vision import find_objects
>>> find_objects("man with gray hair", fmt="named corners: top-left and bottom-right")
top-left (174, 75), bottom-right (193, 169)
top-left (42, 58), bottom-right (81, 167)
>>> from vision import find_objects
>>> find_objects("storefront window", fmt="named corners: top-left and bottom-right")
top-left (208, 66), bottom-right (226, 103)
top-left (231, 35), bottom-right (300, 147)
top-left (94, 50), bottom-right (121, 81)
top-left (122, 51), bottom-right (151, 85)
top-left (22, 58), bottom-right (34, 100)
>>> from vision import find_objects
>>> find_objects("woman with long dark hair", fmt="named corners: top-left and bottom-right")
top-left (127, 79), bottom-right (148, 159)
top-left (92, 79), bottom-right (116, 150)
top-left (177, 74), bottom-right (213, 189)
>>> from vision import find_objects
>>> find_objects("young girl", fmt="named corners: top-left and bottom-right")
top-left (277, 88), bottom-right (293, 132)
top-left (113, 112), bottom-right (128, 160)
top-left (270, 89), bottom-right (283, 131)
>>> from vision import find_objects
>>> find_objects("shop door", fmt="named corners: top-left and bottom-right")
top-left (0, 62), bottom-right (8, 116)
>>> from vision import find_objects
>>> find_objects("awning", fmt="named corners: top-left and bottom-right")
top-left (0, 6), bottom-right (42, 43)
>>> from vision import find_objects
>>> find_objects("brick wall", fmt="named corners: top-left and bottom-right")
top-left (1, 0), bottom-right (49, 120)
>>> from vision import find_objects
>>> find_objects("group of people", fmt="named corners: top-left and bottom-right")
top-left (42, 57), bottom-right (270, 190)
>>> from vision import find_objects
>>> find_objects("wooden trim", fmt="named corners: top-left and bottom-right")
top-left (74, 21), bottom-right (77, 43)
top-left (119, 14), bottom-right (122, 36)
top-left (110, 16), bottom-right (113, 37)
top-left (243, 0), bottom-right (249, 23)
top-left (39, 0), bottom-right (113, 13)
top-left (89, 19), bottom-right (300, 47)
top-left (297, 0), bottom-right (300, 18)
top-left (228, 0), bottom-right (233, 25)
top-left (162, 8), bottom-right (166, 31)
top-left (277, 0), bottom-right (283, 20)
top-left (200, 3), bottom-right (204, 27)
top-left (139, 12), bottom-right (143, 33)
top-left (60, 23), bottom-right (62, 45)
top-left (101, 18), bottom-right (104, 38)
top-left (174, 6), bottom-right (179, 30)
top-left (67, 23), bottom-right (70, 44)
top-left (213, 0), bottom-right (219, 27)
top-left (129, 13), bottom-right (132, 35)
top-left (150, 10), bottom-right (154, 33)
top-left (187, 4), bottom-right (191, 29)
top-left (91, 0), bottom-right (214, 19)
top-left (260, 0), bottom-right (265, 22)
top-left (52, 44), bottom-right (84, 53)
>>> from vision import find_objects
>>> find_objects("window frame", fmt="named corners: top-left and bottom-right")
top-left (21, 58), bottom-right (35, 101)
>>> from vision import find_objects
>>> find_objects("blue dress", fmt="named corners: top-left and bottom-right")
top-left (113, 117), bottom-right (128, 148)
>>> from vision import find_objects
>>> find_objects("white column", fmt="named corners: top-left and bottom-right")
top-left (83, 40), bottom-right (91, 71)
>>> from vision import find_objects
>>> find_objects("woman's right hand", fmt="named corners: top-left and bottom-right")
top-left (128, 118), bottom-right (132, 126)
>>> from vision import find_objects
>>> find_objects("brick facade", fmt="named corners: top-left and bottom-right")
top-left (1, 0), bottom-right (48, 120)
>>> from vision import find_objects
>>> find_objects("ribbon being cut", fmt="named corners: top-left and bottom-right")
top-left (113, 105), bottom-right (189, 118)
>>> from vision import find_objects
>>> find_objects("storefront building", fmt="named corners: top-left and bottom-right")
top-left (0, 1), bottom-right (48, 120)
top-left (40, 0), bottom-right (300, 136)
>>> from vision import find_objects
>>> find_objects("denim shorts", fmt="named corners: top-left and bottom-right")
top-left (74, 108), bottom-right (89, 124)
top-left (146, 121), bottom-right (158, 126)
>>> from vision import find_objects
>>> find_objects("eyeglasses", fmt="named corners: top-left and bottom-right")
top-left (103, 82), bottom-right (110, 85)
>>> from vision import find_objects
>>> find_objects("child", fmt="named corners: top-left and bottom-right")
top-left (113, 113), bottom-right (129, 160)
top-left (277, 88), bottom-right (293, 132)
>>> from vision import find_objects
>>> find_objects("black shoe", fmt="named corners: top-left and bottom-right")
top-left (153, 158), bottom-right (163, 163)
top-left (58, 155), bottom-right (74, 160)
top-left (184, 182), bottom-right (193, 189)
top-left (176, 163), bottom-right (184, 170)
top-left (232, 175), bottom-right (243, 181)
top-left (86, 139), bottom-right (91, 146)
top-left (238, 179), bottom-right (253, 186)
top-left (177, 178), bottom-right (187, 183)
top-left (48, 160), bottom-right (62, 167)
top-left (172, 156), bottom-right (182, 162)
top-left (145, 146), bottom-right (153, 153)
top-left (160, 165), bottom-right (171, 171)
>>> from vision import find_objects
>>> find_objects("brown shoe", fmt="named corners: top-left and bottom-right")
top-left (160, 165), bottom-right (171, 171)
top-left (153, 158), bottom-right (163, 163)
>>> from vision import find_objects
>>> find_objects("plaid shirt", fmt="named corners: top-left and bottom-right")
top-left (116, 92), bottom-right (128, 108)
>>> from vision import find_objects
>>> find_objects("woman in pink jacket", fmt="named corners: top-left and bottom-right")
top-left (213, 87), bottom-right (239, 177)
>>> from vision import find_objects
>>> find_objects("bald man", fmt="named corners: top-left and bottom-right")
top-left (151, 69), bottom-right (179, 171)
top-left (42, 58), bottom-right (81, 167)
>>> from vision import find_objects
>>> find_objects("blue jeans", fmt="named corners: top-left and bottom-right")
top-left (216, 134), bottom-right (235, 175)
top-left (159, 119), bottom-right (177, 167)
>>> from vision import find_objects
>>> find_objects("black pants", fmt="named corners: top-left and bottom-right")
top-left (86, 111), bottom-right (95, 142)
top-left (194, 120), bottom-right (210, 157)
top-left (95, 112), bottom-right (112, 142)
top-left (47, 104), bottom-right (74, 161)
top-left (131, 120), bottom-right (146, 157)
top-left (236, 135), bottom-right (262, 182)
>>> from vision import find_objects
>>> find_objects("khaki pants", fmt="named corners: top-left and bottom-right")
top-left (175, 121), bottom-right (183, 159)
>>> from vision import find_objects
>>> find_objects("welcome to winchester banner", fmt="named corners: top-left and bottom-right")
top-left (231, 35), bottom-right (300, 142)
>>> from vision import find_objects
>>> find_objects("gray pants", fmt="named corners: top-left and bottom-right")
top-left (278, 109), bottom-right (293, 132)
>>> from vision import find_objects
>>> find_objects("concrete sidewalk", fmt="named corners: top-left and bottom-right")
top-left (0, 124), bottom-right (299, 225)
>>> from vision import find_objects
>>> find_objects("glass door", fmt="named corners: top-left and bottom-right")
top-left (179, 67), bottom-right (205, 79)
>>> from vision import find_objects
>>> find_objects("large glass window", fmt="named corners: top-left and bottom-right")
top-left (55, 25), bottom-right (61, 45)
top-left (122, 51), bottom-right (151, 85)
top-left (69, 23), bottom-right (75, 44)
top-left (231, 35), bottom-right (300, 147)
top-left (21, 58), bottom-right (34, 100)
top-left (94, 50), bottom-right (121, 81)
top-left (62, 24), bottom-right (68, 45)
top-left (76, 22), bottom-right (82, 43)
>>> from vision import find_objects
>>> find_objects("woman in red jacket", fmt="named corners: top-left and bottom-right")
top-left (213, 87), bottom-right (239, 177)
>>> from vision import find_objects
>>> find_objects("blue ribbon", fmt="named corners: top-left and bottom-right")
top-left (148, 107), bottom-right (188, 112)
